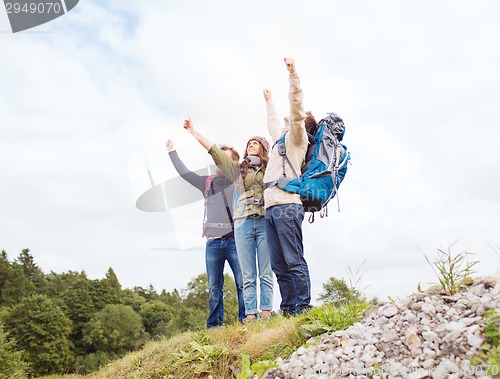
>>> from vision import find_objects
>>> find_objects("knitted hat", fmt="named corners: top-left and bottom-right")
top-left (247, 136), bottom-right (270, 154)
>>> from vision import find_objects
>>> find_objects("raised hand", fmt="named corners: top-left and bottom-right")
top-left (182, 118), bottom-right (214, 151)
top-left (165, 139), bottom-right (175, 152)
top-left (284, 57), bottom-right (296, 75)
top-left (183, 119), bottom-right (195, 134)
top-left (263, 89), bottom-right (272, 102)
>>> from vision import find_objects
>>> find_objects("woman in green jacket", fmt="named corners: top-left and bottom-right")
top-left (184, 119), bottom-right (273, 322)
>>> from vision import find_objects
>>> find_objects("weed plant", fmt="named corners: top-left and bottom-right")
top-left (424, 243), bottom-right (478, 295)
top-left (299, 301), bottom-right (367, 338)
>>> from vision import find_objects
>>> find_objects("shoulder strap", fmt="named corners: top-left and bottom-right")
top-left (276, 131), bottom-right (299, 179)
top-left (202, 176), bottom-right (215, 236)
top-left (204, 175), bottom-right (215, 200)
top-left (264, 132), bottom-right (299, 190)
top-left (220, 182), bottom-right (234, 227)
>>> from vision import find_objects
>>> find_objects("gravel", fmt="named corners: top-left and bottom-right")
top-left (263, 276), bottom-right (500, 379)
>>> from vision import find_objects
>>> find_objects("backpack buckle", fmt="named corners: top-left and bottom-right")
top-left (277, 141), bottom-right (286, 156)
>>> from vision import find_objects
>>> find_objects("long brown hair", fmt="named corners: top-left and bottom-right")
top-left (240, 141), bottom-right (269, 181)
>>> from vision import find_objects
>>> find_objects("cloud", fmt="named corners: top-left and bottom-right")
top-left (1, 0), bottom-right (499, 303)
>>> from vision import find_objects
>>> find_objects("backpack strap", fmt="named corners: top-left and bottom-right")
top-left (203, 175), bottom-right (215, 200)
top-left (264, 131), bottom-right (299, 190)
top-left (276, 131), bottom-right (299, 179)
top-left (219, 180), bottom-right (234, 229)
top-left (202, 175), bottom-right (215, 236)
top-left (323, 143), bottom-right (350, 212)
top-left (282, 152), bottom-right (299, 179)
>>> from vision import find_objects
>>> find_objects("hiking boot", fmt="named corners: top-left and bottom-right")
top-left (281, 309), bottom-right (295, 318)
top-left (297, 305), bottom-right (314, 315)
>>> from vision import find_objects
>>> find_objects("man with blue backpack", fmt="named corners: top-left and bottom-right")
top-left (263, 58), bottom-right (350, 317)
top-left (263, 58), bottom-right (313, 316)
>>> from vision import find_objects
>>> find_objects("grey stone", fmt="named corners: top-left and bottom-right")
top-left (262, 277), bottom-right (499, 379)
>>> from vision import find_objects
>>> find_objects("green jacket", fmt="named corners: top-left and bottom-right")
top-left (208, 144), bottom-right (265, 219)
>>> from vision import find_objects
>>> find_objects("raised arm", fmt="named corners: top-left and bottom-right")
top-left (166, 139), bottom-right (206, 191)
top-left (182, 119), bottom-right (240, 182)
top-left (285, 58), bottom-right (307, 146)
top-left (263, 89), bottom-right (283, 142)
top-left (183, 119), bottom-right (214, 151)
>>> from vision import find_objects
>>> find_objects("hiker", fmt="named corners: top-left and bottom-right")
top-left (183, 120), bottom-right (274, 322)
top-left (165, 139), bottom-right (245, 328)
top-left (263, 58), bottom-right (315, 316)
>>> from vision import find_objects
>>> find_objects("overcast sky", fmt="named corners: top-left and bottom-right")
top-left (1, 0), bottom-right (499, 305)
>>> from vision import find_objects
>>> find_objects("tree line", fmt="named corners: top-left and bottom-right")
top-left (0, 248), bottom-right (239, 377)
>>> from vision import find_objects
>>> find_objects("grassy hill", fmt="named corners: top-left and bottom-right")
top-left (38, 302), bottom-right (366, 379)
top-left (37, 277), bottom-right (500, 379)
top-left (35, 249), bottom-right (500, 379)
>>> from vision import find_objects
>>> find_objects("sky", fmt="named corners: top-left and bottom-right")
top-left (1, 0), bottom-right (500, 306)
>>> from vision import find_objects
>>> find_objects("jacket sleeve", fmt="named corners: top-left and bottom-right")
top-left (168, 150), bottom-right (206, 192)
top-left (288, 73), bottom-right (307, 146)
top-left (266, 99), bottom-right (283, 142)
top-left (208, 144), bottom-right (240, 183)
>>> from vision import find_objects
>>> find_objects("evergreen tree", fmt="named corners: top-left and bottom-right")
top-left (121, 288), bottom-right (146, 312)
top-left (89, 277), bottom-right (122, 311)
top-left (105, 267), bottom-right (122, 298)
top-left (62, 278), bottom-right (96, 355)
top-left (0, 250), bottom-right (10, 287)
top-left (45, 271), bottom-right (68, 298)
top-left (3, 294), bottom-right (73, 376)
top-left (0, 264), bottom-right (33, 306)
top-left (0, 323), bottom-right (28, 379)
top-left (0, 250), bottom-right (34, 306)
top-left (0, 250), bottom-right (12, 307)
top-left (16, 248), bottom-right (38, 278)
top-left (61, 270), bottom-right (89, 286)
top-left (15, 248), bottom-right (48, 294)
top-left (132, 285), bottom-right (159, 302)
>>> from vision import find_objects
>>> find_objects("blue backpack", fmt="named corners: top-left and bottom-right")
top-left (269, 112), bottom-right (350, 222)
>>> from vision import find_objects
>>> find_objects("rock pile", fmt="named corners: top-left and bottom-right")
top-left (264, 277), bottom-right (499, 379)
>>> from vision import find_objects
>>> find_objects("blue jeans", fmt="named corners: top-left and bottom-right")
top-left (205, 238), bottom-right (245, 328)
top-left (234, 216), bottom-right (274, 315)
top-left (265, 203), bottom-right (311, 315)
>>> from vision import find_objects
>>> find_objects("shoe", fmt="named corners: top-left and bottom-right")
top-left (260, 310), bottom-right (272, 321)
top-left (243, 315), bottom-right (257, 324)
top-left (281, 309), bottom-right (295, 318)
top-left (297, 305), bottom-right (314, 315)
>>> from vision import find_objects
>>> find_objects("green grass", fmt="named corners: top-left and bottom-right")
top-left (424, 243), bottom-right (478, 295)
top-left (472, 309), bottom-right (500, 376)
top-left (28, 279), bottom-right (500, 378)
top-left (34, 302), bottom-right (367, 379)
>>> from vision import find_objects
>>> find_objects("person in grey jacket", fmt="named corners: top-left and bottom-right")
top-left (166, 139), bottom-right (245, 327)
